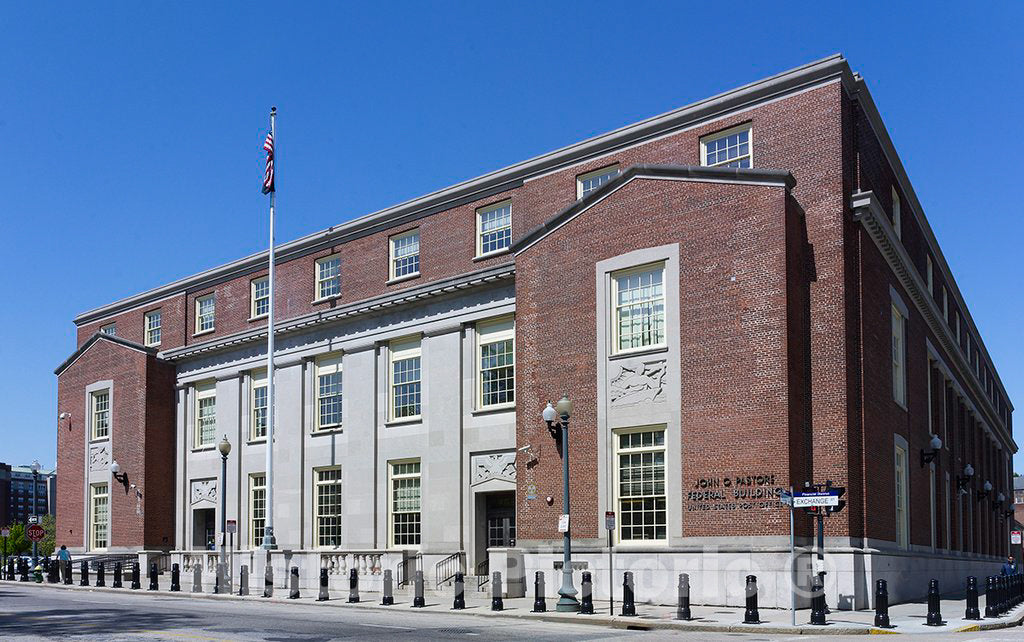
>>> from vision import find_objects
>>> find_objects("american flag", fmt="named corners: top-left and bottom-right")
top-left (262, 132), bottom-right (275, 194)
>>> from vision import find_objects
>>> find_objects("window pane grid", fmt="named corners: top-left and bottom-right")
top-left (250, 475), bottom-right (266, 546)
top-left (197, 396), bottom-right (216, 446)
top-left (317, 372), bottom-right (342, 429)
top-left (317, 257), bottom-right (341, 299)
top-left (479, 203), bottom-right (512, 254)
top-left (391, 232), bottom-right (420, 278)
top-left (252, 385), bottom-right (267, 440)
top-left (91, 484), bottom-right (109, 549)
top-left (197, 296), bottom-right (215, 332)
top-left (617, 430), bottom-right (666, 541)
top-left (704, 129), bottom-right (751, 168)
top-left (145, 311), bottom-right (161, 346)
top-left (252, 279), bottom-right (270, 317)
top-left (480, 339), bottom-right (514, 406)
top-left (391, 462), bottom-right (421, 546)
top-left (391, 356), bottom-right (421, 418)
top-left (316, 468), bottom-right (342, 547)
top-left (93, 392), bottom-right (110, 439)
top-left (615, 268), bottom-right (665, 351)
top-left (579, 167), bottom-right (620, 198)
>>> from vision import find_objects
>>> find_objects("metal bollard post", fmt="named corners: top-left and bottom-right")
top-left (149, 563), bottom-right (159, 591)
top-left (620, 571), bottom-right (636, 617)
top-left (263, 558), bottom-right (274, 598)
top-left (412, 570), bottom-right (425, 608)
top-left (532, 571), bottom-right (547, 612)
top-left (677, 573), bottom-right (692, 620)
top-left (192, 565), bottom-right (203, 593)
top-left (170, 563), bottom-right (181, 592)
top-left (318, 567), bottom-right (330, 602)
top-left (96, 562), bottom-right (105, 587)
top-left (492, 571), bottom-right (504, 612)
top-left (112, 562), bottom-right (122, 588)
top-left (79, 560), bottom-right (89, 586)
top-left (743, 575), bottom-right (760, 624)
top-left (452, 571), bottom-right (465, 610)
top-left (239, 565), bottom-right (249, 596)
top-left (288, 566), bottom-right (300, 599)
top-left (347, 567), bottom-right (359, 603)
top-left (131, 563), bottom-right (141, 590)
top-left (985, 576), bottom-right (997, 618)
top-left (381, 569), bottom-right (393, 605)
top-left (925, 578), bottom-right (942, 626)
top-left (810, 575), bottom-right (826, 625)
top-left (214, 563), bottom-right (223, 594)
top-left (64, 560), bottom-right (73, 585)
top-left (965, 576), bottom-right (980, 620)
top-left (49, 559), bottom-right (59, 584)
top-left (874, 579), bottom-right (890, 628)
top-left (1001, 575), bottom-right (1010, 613)
top-left (578, 571), bottom-right (592, 615)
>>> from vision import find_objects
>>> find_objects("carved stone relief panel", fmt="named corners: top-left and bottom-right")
top-left (471, 452), bottom-right (516, 485)
top-left (190, 479), bottom-right (217, 506)
top-left (609, 359), bottom-right (667, 406)
top-left (89, 444), bottom-right (110, 471)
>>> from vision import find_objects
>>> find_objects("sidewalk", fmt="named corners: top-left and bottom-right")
top-left (3, 578), bottom-right (1022, 635)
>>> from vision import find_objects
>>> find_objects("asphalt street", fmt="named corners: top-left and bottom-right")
top-left (1, 584), bottom-right (1022, 641)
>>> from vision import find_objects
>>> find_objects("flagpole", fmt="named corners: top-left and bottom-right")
top-left (262, 106), bottom-right (277, 550)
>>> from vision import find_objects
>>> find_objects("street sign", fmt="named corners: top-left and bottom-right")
top-left (26, 524), bottom-right (45, 542)
top-left (557, 514), bottom-right (570, 533)
top-left (1, 528), bottom-right (9, 538)
top-left (1012, 530), bottom-right (1022, 545)
top-left (792, 491), bottom-right (840, 508)
top-left (779, 490), bottom-right (793, 506)
top-left (226, 519), bottom-right (237, 534)
top-left (28, 515), bottom-right (38, 525)
top-left (604, 511), bottom-right (616, 531)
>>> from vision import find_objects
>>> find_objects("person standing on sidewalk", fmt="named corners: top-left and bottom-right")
top-left (56, 545), bottom-right (72, 582)
top-left (1000, 554), bottom-right (1018, 575)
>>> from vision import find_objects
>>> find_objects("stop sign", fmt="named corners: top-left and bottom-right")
top-left (26, 523), bottom-right (46, 542)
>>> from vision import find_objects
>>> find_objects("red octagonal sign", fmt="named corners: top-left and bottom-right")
top-left (26, 524), bottom-right (46, 542)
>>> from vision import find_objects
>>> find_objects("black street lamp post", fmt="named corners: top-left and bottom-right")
top-left (543, 395), bottom-right (579, 613)
top-left (218, 436), bottom-right (232, 590)
top-left (30, 460), bottom-right (40, 567)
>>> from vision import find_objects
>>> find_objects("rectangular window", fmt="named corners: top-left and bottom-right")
top-left (701, 125), bottom-right (752, 168)
top-left (144, 310), bottom-right (162, 347)
top-left (613, 264), bottom-right (666, 353)
top-left (91, 391), bottom-right (110, 440)
top-left (577, 165), bottom-right (620, 199)
top-left (476, 201), bottom-right (512, 256)
top-left (315, 467), bottom-right (343, 547)
top-left (891, 304), bottom-right (906, 408)
top-left (942, 288), bottom-right (949, 324)
top-left (478, 318), bottom-right (515, 409)
top-left (390, 460), bottom-right (421, 547)
top-left (100, 323), bottom-right (117, 336)
top-left (91, 483), bottom-right (109, 550)
top-left (251, 277), bottom-right (270, 319)
top-left (894, 443), bottom-right (909, 549)
top-left (926, 256), bottom-right (934, 297)
top-left (616, 428), bottom-right (667, 542)
top-left (315, 256), bottom-right (341, 301)
top-left (315, 354), bottom-right (343, 431)
top-left (196, 294), bottom-right (215, 334)
top-left (250, 474), bottom-right (266, 547)
top-left (891, 186), bottom-right (901, 240)
top-left (194, 382), bottom-right (216, 448)
top-left (251, 370), bottom-right (267, 441)
top-left (389, 229), bottom-right (420, 281)
top-left (389, 337), bottom-right (422, 420)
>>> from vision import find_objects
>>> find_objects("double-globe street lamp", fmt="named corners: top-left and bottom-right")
top-left (543, 395), bottom-right (579, 612)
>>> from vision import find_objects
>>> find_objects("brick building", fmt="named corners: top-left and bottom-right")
top-left (55, 54), bottom-right (1015, 607)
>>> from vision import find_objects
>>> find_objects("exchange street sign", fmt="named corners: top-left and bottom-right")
top-left (792, 491), bottom-right (840, 508)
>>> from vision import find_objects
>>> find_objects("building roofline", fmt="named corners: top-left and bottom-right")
top-left (73, 54), bottom-right (851, 326)
top-left (54, 332), bottom-right (160, 376)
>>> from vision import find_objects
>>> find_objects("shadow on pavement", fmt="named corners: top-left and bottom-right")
top-left (0, 607), bottom-right (195, 637)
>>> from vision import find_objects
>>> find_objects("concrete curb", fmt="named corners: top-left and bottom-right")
top-left (4, 579), bottom-right (1023, 635)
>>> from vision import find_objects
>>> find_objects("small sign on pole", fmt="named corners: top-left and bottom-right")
top-left (604, 511), bottom-right (616, 531)
top-left (28, 515), bottom-right (38, 525)
top-left (792, 491), bottom-right (840, 508)
top-left (557, 514), bottom-right (570, 533)
top-left (226, 519), bottom-right (237, 534)
top-left (1, 527), bottom-right (9, 538)
top-left (1011, 530), bottom-right (1022, 545)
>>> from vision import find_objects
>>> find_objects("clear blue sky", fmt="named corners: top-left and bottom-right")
top-left (3, 3), bottom-right (1021, 472)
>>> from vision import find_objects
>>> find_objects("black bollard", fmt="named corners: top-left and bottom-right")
top-left (347, 567), bottom-right (359, 603)
top-left (412, 570), bottom-right (425, 608)
top-left (381, 569), bottom-right (393, 605)
top-left (1001, 575), bottom-right (1009, 613)
top-left (925, 578), bottom-right (942, 626)
top-left (532, 571), bottom-right (547, 612)
top-left (239, 565), bottom-right (249, 596)
top-left (96, 562), bottom-right (105, 587)
top-left (743, 574), bottom-right (760, 624)
top-left (131, 562), bottom-right (141, 590)
top-left (810, 575), bottom-right (826, 625)
top-left (452, 571), bottom-right (466, 610)
top-left (263, 556), bottom-right (274, 598)
top-left (985, 576), bottom-right (997, 618)
top-left (149, 563), bottom-right (159, 591)
top-left (288, 566), bottom-right (300, 599)
top-left (677, 573), bottom-right (692, 621)
top-left (874, 579), bottom-right (891, 628)
top-left (621, 571), bottom-right (636, 617)
top-left (170, 563), bottom-right (181, 592)
top-left (492, 571), bottom-right (504, 612)
top-left (113, 562), bottom-right (122, 588)
top-left (79, 560), bottom-right (89, 586)
top-left (318, 567), bottom-right (330, 602)
top-left (6, 558), bottom-right (12, 580)
top-left (20, 559), bottom-right (29, 582)
top-left (965, 576), bottom-right (980, 620)
top-left (64, 559), bottom-right (73, 585)
top-left (579, 571), bottom-right (593, 615)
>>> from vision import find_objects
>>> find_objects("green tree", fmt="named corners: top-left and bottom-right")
top-left (2, 523), bottom-right (31, 557)
top-left (38, 514), bottom-right (56, 558)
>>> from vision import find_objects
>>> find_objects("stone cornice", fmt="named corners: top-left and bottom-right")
top-left (851, 190), bottom-right (1014, 452)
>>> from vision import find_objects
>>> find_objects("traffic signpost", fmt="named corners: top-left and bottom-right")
top-left (1011, 530), bottom-right (1022, 545)
top-left (26, 524), bottom-right (45, 542)
top-left (604, 511), bottom-right (616, 615)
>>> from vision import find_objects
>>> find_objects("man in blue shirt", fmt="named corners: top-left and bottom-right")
top-left (1000, 555), bottom-right (1018, 576)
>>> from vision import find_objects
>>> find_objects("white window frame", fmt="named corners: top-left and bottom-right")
top-left (891, 303), bottom-right (907, 409)
top-left (614, 426), bottom-right (668, 544)
top-left (91, 390), bottom-right (111, 441)
top-left (315, 255), bottom-right (341, 301)
top-left (388, 459), bottom-right (421, 549)
top-left (100, 323), bottom-right (117, 337)
top-left (700, 124), bottom-right (753, 168)
top-left (576, 164), bottom-right (620, 199)
top-left (314, 466), bottom-right (343, 548)
top-left (249, 473), bottom-right (266, 548)
top-left (891, 186), bottom-right (901, 240)
top-left (195, 294), bottom-right (215, 335)
top-left (251, 277), bottom-right (270, 319)
top-left (389, 229), bottom-right (420, 282)
top-left (388, 337), bottom-right (422, 422)
top-left (144, 310), bottom-right (162, 347)
top-left (476, 200), bottom-right (513, 257)
top-left (477, 317), bottom-right (515, 410)
top-left (250, 370), bottom-right (267, 441)
top-left (314, 354), bottom-right (343, 431)
top-left (194, 381), bottom-right (216, 449)
top-left (90, 482), bottom-right (109, 551)
top-left (611, 263), bottom-right (667, 355)
top-left (894, 440), bottom-right (909, 549)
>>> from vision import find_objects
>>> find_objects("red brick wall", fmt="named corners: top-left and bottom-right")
top-left (77, 294), bottom-right (186, 350)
